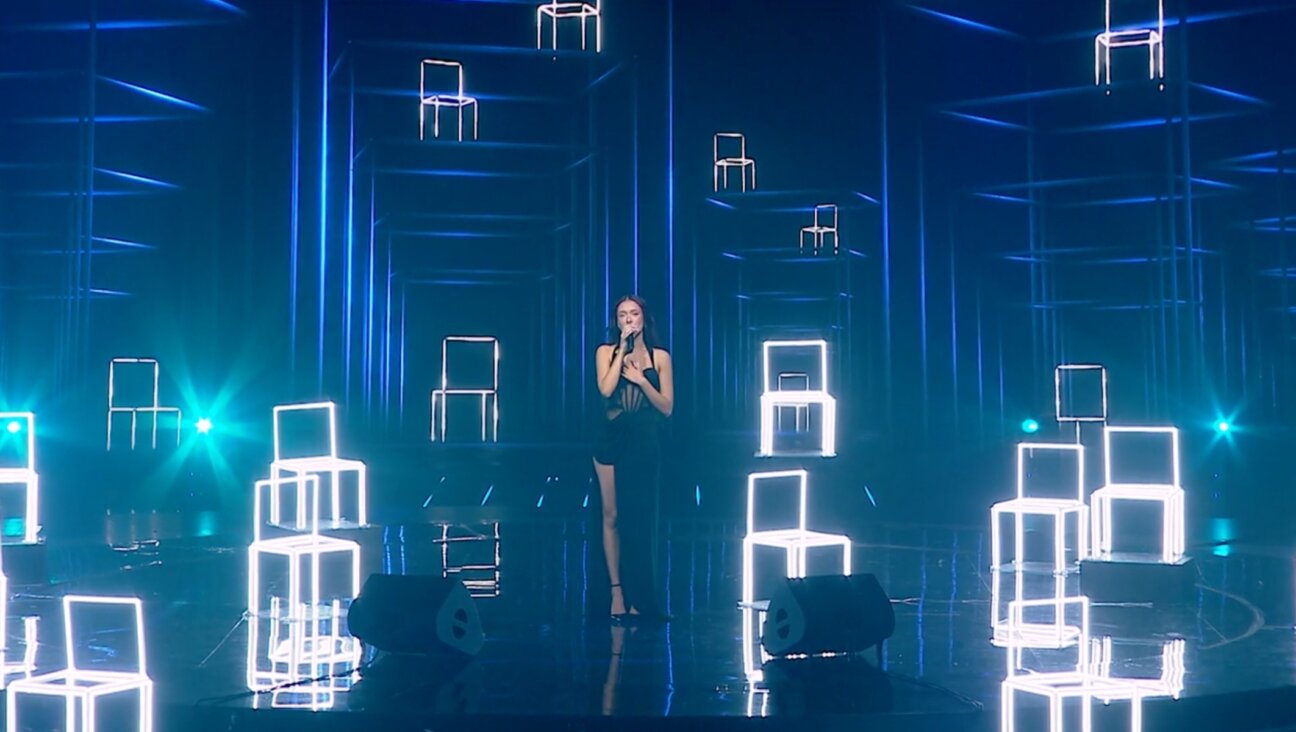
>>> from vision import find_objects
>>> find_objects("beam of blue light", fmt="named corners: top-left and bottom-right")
top-left (703, 197), bottom-right (736, 210)
top-left (667, 0), bottom-right (675, 352)
top-left (99, 76), bottom-right (208, 112)
top-left (95, 168), bottom-right (179, 190)
top-left (904, 5), bottom-right (1021, 38)
top-left (1053, 111), bottom-right (1249, 135)
top-left (852, 191), bottom-right (881, 205)
top-left (582, 493), bottom-right (589, 509)
top-left (16, 115), bottom-right (187, 124)
top-left (200, 0), bottom-right (248, 13)
top-left (377, 167), bottom-right (547, 179)
top-left (91, 236), bottom-right (153, 250)
top-left (694, 485), bottom-right (700, 507)
top-left (1190, 82), bottom-right (1268, 107)
top-left (480, 484), bottom-right (495, 506)
top-left (317, 0), bottom-right (330, 391)
top-left (973, 192), bottom-right (1031, 204)
top-left (940, 110), bottom-right (1027, 131)
top-left (942, 85), bottom-right (1087, 110)
top-left (863, 485), bottom-right (878, 507)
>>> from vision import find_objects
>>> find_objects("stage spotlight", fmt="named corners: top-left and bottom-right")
top-left (1214, 419), bottom-right (1230, 434)
top-left (1020, 419), bottom-right (1040, 434)
top-left (196, 417), bottom-right (213, 435)
top-left (5, 421), bottom-right (19, 434)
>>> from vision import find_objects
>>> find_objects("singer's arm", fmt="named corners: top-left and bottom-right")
top-left (596, 344), bottom-right (624, 398)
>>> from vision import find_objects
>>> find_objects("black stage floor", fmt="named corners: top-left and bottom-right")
top-left (3, 512), bottom-right (1296, 732)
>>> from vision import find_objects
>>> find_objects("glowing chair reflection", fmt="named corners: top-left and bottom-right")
top-left (1000, 596), bottom-right (1146, 732)
top-left (247, 473), bottom-right (362, 692)
top-left (6, 595), bottom-right (153, 732)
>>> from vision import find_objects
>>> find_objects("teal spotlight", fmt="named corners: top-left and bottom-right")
top-left (1214, 419), bottom-right (1230, 434)
top-left (196, 417), bottom-right (213, 435)
top-left (1021, 419), bottom-right (1040, 434)
top-left (5, 421), bottom-right (20, 434)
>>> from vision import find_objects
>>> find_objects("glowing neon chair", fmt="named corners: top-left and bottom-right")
top-left (991, 442), bottom-right (1088, 573)
top-left (1089, 426), bottom-right (1184, 563)
top-left (6, 595), bottom-right (154, 732)
top-left (430, 337), bottom-right (500, 442)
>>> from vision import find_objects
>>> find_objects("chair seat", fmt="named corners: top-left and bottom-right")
top-left (1098, 29), bottom-right (1159, 44)
top-left (251, 534), bottom-right (359, 557)
top-left (1007, 673), bottom-right (1144, 700)
top-left (1092, 483), bottom-right (1181, 500)
top-left (421, 95), bottom-right (476, 106)
top-left (433, 388), bottom-right (496, 396)
top-left (746, 528), bottom-right (849, 549)
top-left (10, 670), bottom-right (150, 695)
top-left (273, 457), bottom-right (365, 473)
top-left (0, 468), bottom-right (36, 481)
top-left (993, 497), bottom-right (1086, 513)
top-left (801, 226), bottom-right (836, 234)
top-left (992, 623), bottom-right (1082, 649)
top-left (716, 157), bottom-right (754, 166)
top-left (540, 2), bottom-right (598, 17)
top-left (761, 390), bottom-right (834, 406)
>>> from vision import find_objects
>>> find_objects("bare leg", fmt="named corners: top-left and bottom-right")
top-left (594, 458), bottom-right (628, 615)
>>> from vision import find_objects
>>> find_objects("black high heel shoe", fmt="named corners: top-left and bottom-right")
top-left (610, 584), bottom-right (630, 624)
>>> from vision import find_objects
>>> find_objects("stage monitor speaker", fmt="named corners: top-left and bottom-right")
top-left (761, 574), bottom-right (894, 657)
top-left (347, 574), bottom-right (483, 656)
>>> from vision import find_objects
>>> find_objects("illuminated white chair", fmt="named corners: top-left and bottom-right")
top-left (106, 358), bottom-right (182, 450)
top-left (536, 0), bottom-right (601, 52)
top-left (799, 204), bottom-right (839, 256)
top-left (774, 372), bottom-right (810, 433)
top-left (1090, 426), bottom-right (1184, 563)
top-left (1001, 596), bottom-right (1146, 732)
top-left (271, 401), bottom-right (368, 529)
top-left (247, 597), bottom-right (358, 694)
top-left (992, 442), bottom-right (1088, 574)
top-left (1089, 637), bottom-right (1185, 700)
top-left (419, 59), bottom-right (478, 142)
top-left (6, 595), bottom-right (153, 732)
top-left (0, 412), bottom-right (39, 544)
top-left (1095, 0), bottom-right (1164, 88)
top-left (247, 474), bottom-right (362, 692)
top-left (758, 340), bottom-right (836, 457)
top-left (741, 469), bottom-right (851, 608)
top-left (714, 132), bottom-right (756, 192)
top-left (430, 336), bottom-right (500, 442)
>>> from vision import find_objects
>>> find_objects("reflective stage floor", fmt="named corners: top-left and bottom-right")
top-left (3, 513), bottom-right (1296, 732)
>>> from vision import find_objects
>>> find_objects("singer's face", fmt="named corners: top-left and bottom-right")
top-left (616, 301), bottom-right (643, 334)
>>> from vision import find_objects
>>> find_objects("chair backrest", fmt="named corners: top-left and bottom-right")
top-left (746, 469), bottom-right (808, 534)
top-left (714, 132), bottom-right (747, 162)
top-left (1090, 636), bottom-right (1185, 696)
top-left (421, 59), bottom-right (466, 98)
top-left (1015, 442), bottom-right (1085, 501)
top-left (108, 358), bottom-right (161, 410)
top-left (64, 595), bottom-right (147, 677)
top-left (441, 336), bottom-right (500, 391)
top-left (762, 339), bottom-right (829, 394)
top-left (1105, 0), bottom-right (1164, 34)
top-left (1054, 363), bottom-right (1107, 423)
top-left (273, 401), bottom-right (339, 462)
top-left (1103, 425), bottom-right (1179, 487)
top-left (0, 412), bottom-right (35, 471)
top-left (811, 203), bottom-right (838, 229)
top-left (776, 372), bottom-right (809, 392)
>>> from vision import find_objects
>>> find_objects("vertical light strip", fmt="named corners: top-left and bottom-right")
top-left (317, 0), bottom-right (330, 391)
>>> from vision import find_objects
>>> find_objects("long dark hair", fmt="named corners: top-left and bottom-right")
top-left (607, 294), bottom-right (660, 352)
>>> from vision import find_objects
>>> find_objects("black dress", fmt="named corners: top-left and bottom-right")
top-left (593, 346), bottom-right (665, 616)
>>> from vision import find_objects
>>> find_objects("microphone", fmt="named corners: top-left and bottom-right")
top-left (625, 333), bottom-right (636, 352)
